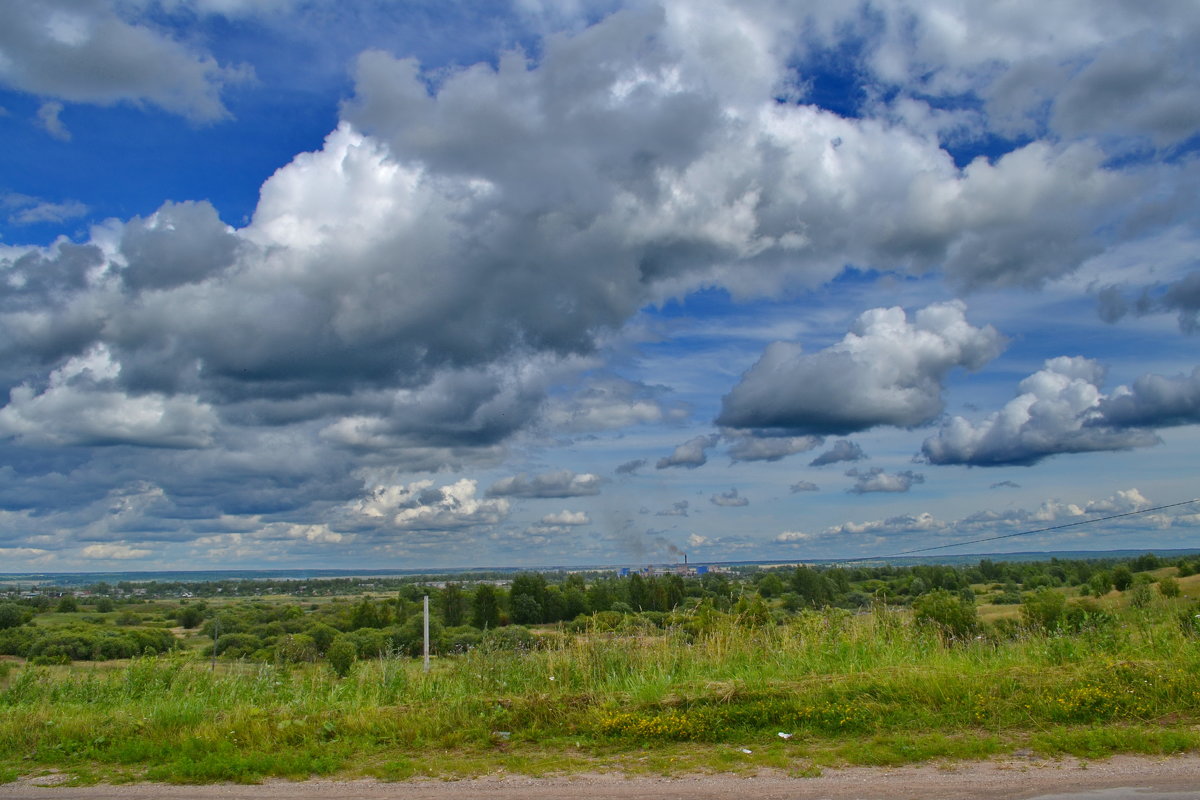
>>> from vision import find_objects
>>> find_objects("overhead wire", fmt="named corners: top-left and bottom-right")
top-left (836, 498), bottom-right (1199, 564)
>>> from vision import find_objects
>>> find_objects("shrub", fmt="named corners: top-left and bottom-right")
top-left (307, 622), bottom-right (339, 654)
top-left (175, 604), bottom-right (205, 628)
top-left (444, 625), bottom-right (482, 653)
top-left (1021, 588), bottom-right (1067, 632)
top-left (0, 603), bottom-right (28, 630)
top-left (1178, 604), bottom-right (1200, 638)
top-left (213, 633), bottom-right (262, 658)
top-left (1159, 576), bottom-right (1181, 599)
top-left (480, 625), bottom-right (538, 653)
top-left (55, 595), bottom-right (79, 613)
top-left (1088, 571), bottom-right (1113, 596)
top-left (1111, 565), bottom-right (1134, 591)
top-left (913, 589), bottom-right (978, 641)
top-left (1129, 582), bottom-right (1154, 609)
top-left (275, 633), bottom-right (318, 663)
top-left (327, 635), bottom-right (356, 678)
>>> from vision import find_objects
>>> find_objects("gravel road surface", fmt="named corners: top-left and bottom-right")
top-left (2, 755), bottom-right (1198, 800)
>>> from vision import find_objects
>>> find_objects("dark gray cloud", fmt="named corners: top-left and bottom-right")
top-left (990, 480), bottom-right (1021, 489)
top-left (657, 434), bottom-right (719, 469)
top-left (921, 357), bottom-right (1174, 466)
top-left (615, 458), bottom-right (647, 475)
top-left (725, 433), bottom-right (821, 463)
top-left (1096, 272), bottom-right (1200, 333)
top-left (718, 302), bottom-right (1003, 436)
top-left (790, 480), bottom-right (819, 493)
top-left (809, 439), bottom-right (866, 467)
top-left (540, 374), bottom-right (689, 432)
top-left (119, 201), bottom-right (240, 292)
top-left (486, 469), bottom-right (604, 498)
top-left (710, 487), bottom-right (749, 507)
top-left (846, 467), bottom-right (924, 494)
top-left (655, 500), bottom-right (689, 517)
top-left (1096, 367), bottom-right (1200, 428)
top-left (0, 1), bottom-right (247, 120)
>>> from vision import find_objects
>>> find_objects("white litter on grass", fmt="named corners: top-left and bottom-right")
top-left (777, 732), bottom-right (793, 739)
top-left (741, 748), bottom-right (753, 754)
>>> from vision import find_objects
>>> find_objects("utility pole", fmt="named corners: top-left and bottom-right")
top-left (422, 595), bottom-right (430, 673)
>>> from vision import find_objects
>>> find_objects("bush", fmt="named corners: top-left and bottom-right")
top-left (1021, 588), bottom-right (1067, 632)
top-left (213, 633), bottom-right (262, 658)
top-left (327, 635), bottom-right (356, 678)
top-left (444, 626), bottom-right (482, 653)
top-left (480, 625), bottom-right (538, 653)
top-left (351, 627), bottom-right (393, 658)
top-left (1159, 576), bottom-right (1181, 599)
top-left (55, 595), bottom-right (79, 613)
top-left (1129, 582), bottom-right (1154, 609)
top-left (1088, 571), bottom-right (1113, 596)
top-left (2, 625), bottom-right (179, 661)
top-left (1178, 604), bottom-right (1200, 638)
top-left (175, 604), bottom-right (205, 629)
top-left (1111, 565), bottom-right (1134, 591)
top-left (307, 622), bottom-right (339, 654)
top-left (275, 633), bottom-right (318, 663)
top-left (913, 589), bottom-right (978, 641)
top-left (0, 603), bottom-right (28, 630)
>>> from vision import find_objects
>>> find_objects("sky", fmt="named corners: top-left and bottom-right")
top-left (0, 0), bottom-right (1198, 572)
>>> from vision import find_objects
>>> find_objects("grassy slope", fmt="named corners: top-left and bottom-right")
top-left (3, 591), bottom-right (1200, 785)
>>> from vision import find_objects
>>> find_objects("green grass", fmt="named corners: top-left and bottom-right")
top-left (2, 600), bottom-right (1198, 783)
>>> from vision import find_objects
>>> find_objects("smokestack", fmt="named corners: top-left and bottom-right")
top-left (684, 553), bottom-right (688, 566)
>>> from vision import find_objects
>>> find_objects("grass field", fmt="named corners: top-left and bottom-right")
top-left (3, 590), bottom-right (1199, 785)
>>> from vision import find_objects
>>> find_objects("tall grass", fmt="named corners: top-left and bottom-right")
top-left (3, 599), bottom-right (1198, 782)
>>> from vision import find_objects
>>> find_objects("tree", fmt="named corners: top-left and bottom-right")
top-left (791, 567), bottom-right (829, 607)
top-left (510, 573), bottom-right (548, 622)
top-left (472, 585), bottom-right (501, 629)
top-left (440, 583), bottom-right (467, 627)
top-left (510, 593), bottom-right (543, 625)
top-left (757, 572), bottom-right (785, 598)
top-left (350, 597), bottom-right (384, 630)
top-left (627, 573), bottom-right (650, 611)
top-left (55, 595), bottom-right (79, 613)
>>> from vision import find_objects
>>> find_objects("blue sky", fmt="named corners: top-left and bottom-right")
top-left (0, 0), bottom-right (1198, 571)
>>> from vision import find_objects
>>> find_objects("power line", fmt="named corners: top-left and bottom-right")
top-left (838, 498), bottom-right (1200, 564)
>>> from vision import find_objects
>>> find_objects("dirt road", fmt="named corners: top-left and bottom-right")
top-left (2, 755), bottom-right (1199, 800)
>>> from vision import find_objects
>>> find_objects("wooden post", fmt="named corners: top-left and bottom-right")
top-left (423, 595), bottom-right (430, 673)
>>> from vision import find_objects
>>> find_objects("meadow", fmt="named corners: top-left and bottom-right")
top-left (1, 557), bottom-right (1198, 784)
